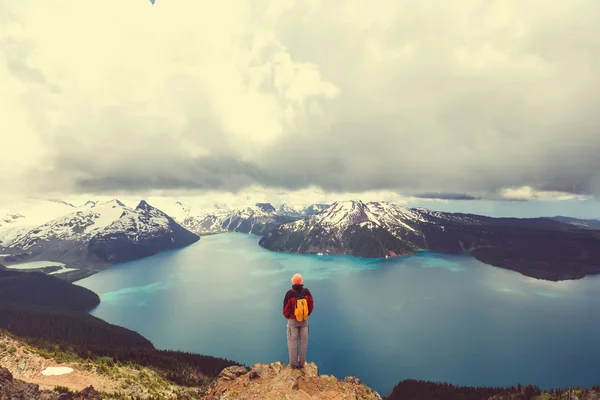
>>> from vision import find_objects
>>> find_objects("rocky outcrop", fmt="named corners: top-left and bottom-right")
top-left (0, 366), bottom-right (40, 399)
top-left (204, 362), bottom-right (381, 400)
top-left (0, 366), bottom-right (100, 400)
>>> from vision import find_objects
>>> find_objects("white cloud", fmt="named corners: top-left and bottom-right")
top-left (1, 0), bottom-right (599, 202)
top-left (500, 186), bottom-right (590, 202)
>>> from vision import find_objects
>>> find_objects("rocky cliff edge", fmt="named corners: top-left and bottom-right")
top-left (204, 362), bottom-right (382, 400)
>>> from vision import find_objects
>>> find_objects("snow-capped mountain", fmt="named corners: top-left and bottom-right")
top-left (1, 199), bottom-right (199, 275)
top-left (0, 198), bottom-right (76, 227)
top-left (260, 200), bottom-right (600, 281)
top-left (87, 200), bottom-right (199, 264)
top-left (181, 209), bottom-right (232, 235)
top-left (175, 202), bottom-right (332, 236)
top-left (276, 203), bottom-right (330, 218)
top-left (218, 204), bottom-right (298, 235)
top-left (261, 201), bottom-right (428, 257)
top-left (7, 200), bottom-right (128, 251)
top-left (180, 203), bottom-right (299, 236)
top-left (0, 199), bottom-right (78, 247)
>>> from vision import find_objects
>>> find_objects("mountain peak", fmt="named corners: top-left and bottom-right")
top-left (330, 199), bottom-right (367, 208)
top-left (255, 203), bottom-right (276, 213)
top-left (320, 200), bottom-right (371, 225)
top-left (204, 362), bottom-right (381, 400)
top-left (103, 199), bottom-right (126, 208)
top-left (135, 200), bottom-right (153, 212)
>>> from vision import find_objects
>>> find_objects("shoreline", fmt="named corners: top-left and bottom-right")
top-left (7, 229), bottom-right (594, 283)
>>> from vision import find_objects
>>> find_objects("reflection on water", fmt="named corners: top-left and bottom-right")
top-left (78, 233), bottom-right (600, 395)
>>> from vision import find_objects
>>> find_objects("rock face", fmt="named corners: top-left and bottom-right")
top-left (204, 362), bottom-right (382, 400)
top-left (0, 366), bottom-right (100, 400)
top-left (0, 366), bottom-right (40, 400)
top-left (260, 200), bottom-right (600, 281)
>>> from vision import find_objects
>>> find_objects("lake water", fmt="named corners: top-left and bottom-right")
top-left (77, 233), bottom-right (600, 396)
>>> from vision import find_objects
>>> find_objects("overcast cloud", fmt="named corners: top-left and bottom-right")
top-left (1, 0), bottom-right (599, 202)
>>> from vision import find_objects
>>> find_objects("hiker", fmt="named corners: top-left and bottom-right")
top-left (283, 273), bottom-right (314, 369)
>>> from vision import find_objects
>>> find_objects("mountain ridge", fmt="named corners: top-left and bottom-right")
top-left (259, 200), bottom-right (600, 281)
top-left (0, 200), bottom-right (199, 280)
top-left (3, 197), bottom-right (600, 282)
top-left (176, 202), bottom-right (329, 236)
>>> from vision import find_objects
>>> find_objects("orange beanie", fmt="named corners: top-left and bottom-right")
top-left (291, 273), bottom-right (303, 285)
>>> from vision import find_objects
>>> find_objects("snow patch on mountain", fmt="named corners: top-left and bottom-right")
top-left (284, 200), bottom-right (427, 240)
top-left (0, 226), bottom-right (32, 247)
top-left (179, 203), bottom-right (296, 235)
top-left (1, 199), bottom-right (199, 273)
top-left (277, 203), bottom-right (330, 218)
top-left (87, 200), bottom-right (200, 264)
top-left (99, 200), bottom-right (173, 240)
top-left (8, 200), bottom-right (130, 250)
top-left (0, 199), bottom-right (76, 228)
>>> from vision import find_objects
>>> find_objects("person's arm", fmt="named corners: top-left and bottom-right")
top-left (305, 288), bottom-right (314, 316)
top-left (283, 290), bottom-right (293, 319)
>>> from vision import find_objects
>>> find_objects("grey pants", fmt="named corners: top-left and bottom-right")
top-left (287, 318), bottom-right (309, 367)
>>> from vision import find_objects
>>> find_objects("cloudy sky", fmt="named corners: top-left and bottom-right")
top-left (1, 0), bottom-right (599, 209)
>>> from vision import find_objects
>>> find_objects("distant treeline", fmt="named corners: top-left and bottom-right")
top-left (386, 379), bottom-right (600, 400)
top-left (0, 270), bottom-right (100, 312)
top-left (0, 304), bottom-right (153, 349)
top-left (387, 380), bottom-right (530, 400)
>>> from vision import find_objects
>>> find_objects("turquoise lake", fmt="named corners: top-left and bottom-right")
top-left (77, 233), bottom-right (600, 396)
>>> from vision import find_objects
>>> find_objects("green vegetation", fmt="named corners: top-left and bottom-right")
top-left (0, 269), bottom-right (241, 398)
top-left (386, 380), bottom-right (600, 400)
top-left (0, 269), bottom-right (100, 312)
top-left (0, 303), bottom-right (153, 349)
top-left (1, 329), bottom-right (239, 390)
top-left (53, 385), bottom-right (75, 396)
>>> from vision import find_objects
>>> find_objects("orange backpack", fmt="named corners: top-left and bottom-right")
top-left (294, 289), bottom-right (309, 322)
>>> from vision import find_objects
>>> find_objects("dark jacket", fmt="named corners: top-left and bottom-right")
top-left (283, 284), bottom-right (314, 319)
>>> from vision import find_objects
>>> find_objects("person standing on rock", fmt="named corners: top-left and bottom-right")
top-left (283, 273), bottom-right (314, 369)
